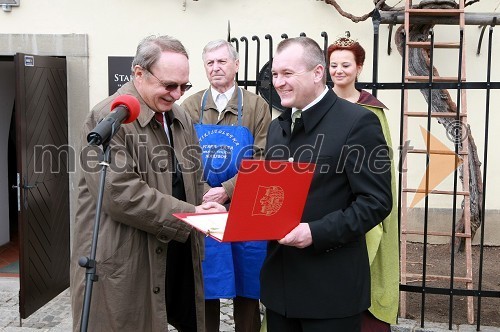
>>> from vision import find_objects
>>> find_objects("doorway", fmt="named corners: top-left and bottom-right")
top-left (0, 98), bottom-right (20, 277)
top-left (0, 56), bottom-right (17, 277)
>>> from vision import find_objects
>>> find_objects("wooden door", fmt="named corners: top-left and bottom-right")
top-left (14, 53), bottom-right (70, 319)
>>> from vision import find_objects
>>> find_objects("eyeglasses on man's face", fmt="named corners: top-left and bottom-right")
top-left (144, 68), bottom-right (193, 92)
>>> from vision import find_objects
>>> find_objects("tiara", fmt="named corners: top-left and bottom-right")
top-left (332, 31), bottom-right (357, 47)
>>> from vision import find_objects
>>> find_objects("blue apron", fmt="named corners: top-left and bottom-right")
top-left (195, 88), bottom-right (267, 300)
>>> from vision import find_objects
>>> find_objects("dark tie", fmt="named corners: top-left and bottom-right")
top-left (155, 112), bottom-right (174, 146)
top-left (154, 112), bottom-right (185, 200)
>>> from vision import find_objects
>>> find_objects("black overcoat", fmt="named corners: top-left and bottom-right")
top-left (260, 89), bottom-right (393, 319)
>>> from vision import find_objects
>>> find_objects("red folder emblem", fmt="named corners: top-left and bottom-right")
top-left (253, 185), bottom-right (285, 216)
top-left (173, 160), bottom-right (315, 242)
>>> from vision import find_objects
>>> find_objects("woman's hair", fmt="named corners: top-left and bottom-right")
top-left (326, 37), bottom-right (365, 66)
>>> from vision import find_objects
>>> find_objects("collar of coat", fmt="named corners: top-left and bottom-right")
top-left (357, 89), bottom-right (388, 110)
top-left (204, 83), bottom-right (242, 116)
top-left (277, 89), bottom-right (338, 135)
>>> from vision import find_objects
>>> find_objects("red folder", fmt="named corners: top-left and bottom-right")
top-left (173, 159), bottom-right (315, 242)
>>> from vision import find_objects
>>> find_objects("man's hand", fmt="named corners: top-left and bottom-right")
top-left (195, 202), bottom-right (227, 213)
top-left (202, 187), bottom-right (229, 204)
top-left (278, 223), bottom-right (312, 248)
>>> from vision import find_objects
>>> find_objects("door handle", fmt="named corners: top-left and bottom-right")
top-left (11, 174), bottom-right (38, 212)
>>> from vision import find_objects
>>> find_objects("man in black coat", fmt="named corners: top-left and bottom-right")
top-left (260, 36), bottom-right (393, 331)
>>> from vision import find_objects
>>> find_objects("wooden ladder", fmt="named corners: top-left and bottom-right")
top-left (400, 0), bottom-right (474, 324)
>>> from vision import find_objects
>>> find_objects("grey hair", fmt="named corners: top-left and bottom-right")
top-left (276, 36), bottom-right (326, 71)
top-left (131, 35), bottom-right (189, 73)
top-left (202, 39), bottom-right (239, 62)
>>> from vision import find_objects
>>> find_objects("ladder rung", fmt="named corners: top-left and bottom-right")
top-left (407, 8), bottom-right (463, 16)
top-left (408, 149), bottom-right (468, 156)
top-left (407, 41), bottom-right (461, 49)
top-left (402, 273), bottom-right (472, 283)
top-left (404, 112), bottom-right (467, 118)
top-left (402, 229), bottom-right (471, 238)
top-left (406, 76), bottom-right (465, 82)
top-left (403, 188), bottom-right (469, 196)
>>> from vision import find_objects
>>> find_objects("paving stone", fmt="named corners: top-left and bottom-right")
top-left (459, 325), bottom-right (500, 332)
top-left (2, 328), bottom-right (49, 332)
top-left (414, 321), bottom-right (458, 331)
top-left (1, 277), bottom-right (499, 331)
top-left (391, 320), bottom-right (415, 332)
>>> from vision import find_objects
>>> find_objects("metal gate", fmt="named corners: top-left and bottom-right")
top-left (230, 18), bottom-right (499, 329)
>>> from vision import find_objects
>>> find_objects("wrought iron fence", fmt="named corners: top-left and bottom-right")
top-left (230, 21), bottom-right (499, 330)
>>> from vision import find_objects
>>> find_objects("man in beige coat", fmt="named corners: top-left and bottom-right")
top-left (70, 35), bottom-right (225, 332)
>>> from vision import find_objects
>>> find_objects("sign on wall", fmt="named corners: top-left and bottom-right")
top-left (108, 56), bottom-right (134, 96)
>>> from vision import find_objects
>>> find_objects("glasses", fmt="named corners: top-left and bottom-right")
top-left (145, 68), bottom-right (193, 92)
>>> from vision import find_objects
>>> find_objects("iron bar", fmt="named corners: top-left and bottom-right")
top-left (397, 29), bottom-right (406, 297)
top-left (230, 38), bottom-right (239, 82)
top-left (372, 8), bottom-right (381, 97)
top-left (252, 36), bottom-right (261, 94)
top-left (447, 26), bottom-right (465, 330)
top-left (476, 22), bottom-right (494, 331)
top-left (419, 29), bottom-right (436, 328)
top-left (265, 34), bottom-right (273, 112)
top-left (240, 36), bottom-right (249, 90)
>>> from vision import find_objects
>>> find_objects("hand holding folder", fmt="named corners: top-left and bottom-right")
top-left (173, 159), bottom-right (315, 242)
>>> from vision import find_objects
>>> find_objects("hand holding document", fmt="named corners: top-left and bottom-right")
top-left (195, 202), bottom-right (226, 213)
top-left (174, 160), bottom-right (315, 242)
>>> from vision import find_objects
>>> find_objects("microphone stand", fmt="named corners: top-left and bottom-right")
top-left (78, 142), bottom-right (111, 332)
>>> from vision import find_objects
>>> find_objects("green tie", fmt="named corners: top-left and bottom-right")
top-left (291, 109), bottom-right (302, 131)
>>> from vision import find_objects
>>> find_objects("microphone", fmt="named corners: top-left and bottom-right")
top-left (87, 95), bottom-right (141, 146)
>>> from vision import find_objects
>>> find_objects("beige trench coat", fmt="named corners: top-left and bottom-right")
top-left (70, 82), bottom-right (205, 331)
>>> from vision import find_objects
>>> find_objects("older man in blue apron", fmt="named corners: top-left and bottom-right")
top-left (182, 39), bottom-right (272, 332)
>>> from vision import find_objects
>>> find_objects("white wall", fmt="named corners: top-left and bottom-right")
top-left (0, 0), bottom-right (498, 215)
top-left (0, 61), bottom-right (15, 246)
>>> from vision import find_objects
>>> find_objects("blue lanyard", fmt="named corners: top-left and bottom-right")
top-left (200, 87), bottom-right (243, 126)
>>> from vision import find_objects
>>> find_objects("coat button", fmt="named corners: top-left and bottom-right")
top-left (155, 247), bottom-right (163, 254)
top-left (153, 287), bottom-right (160, 294)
